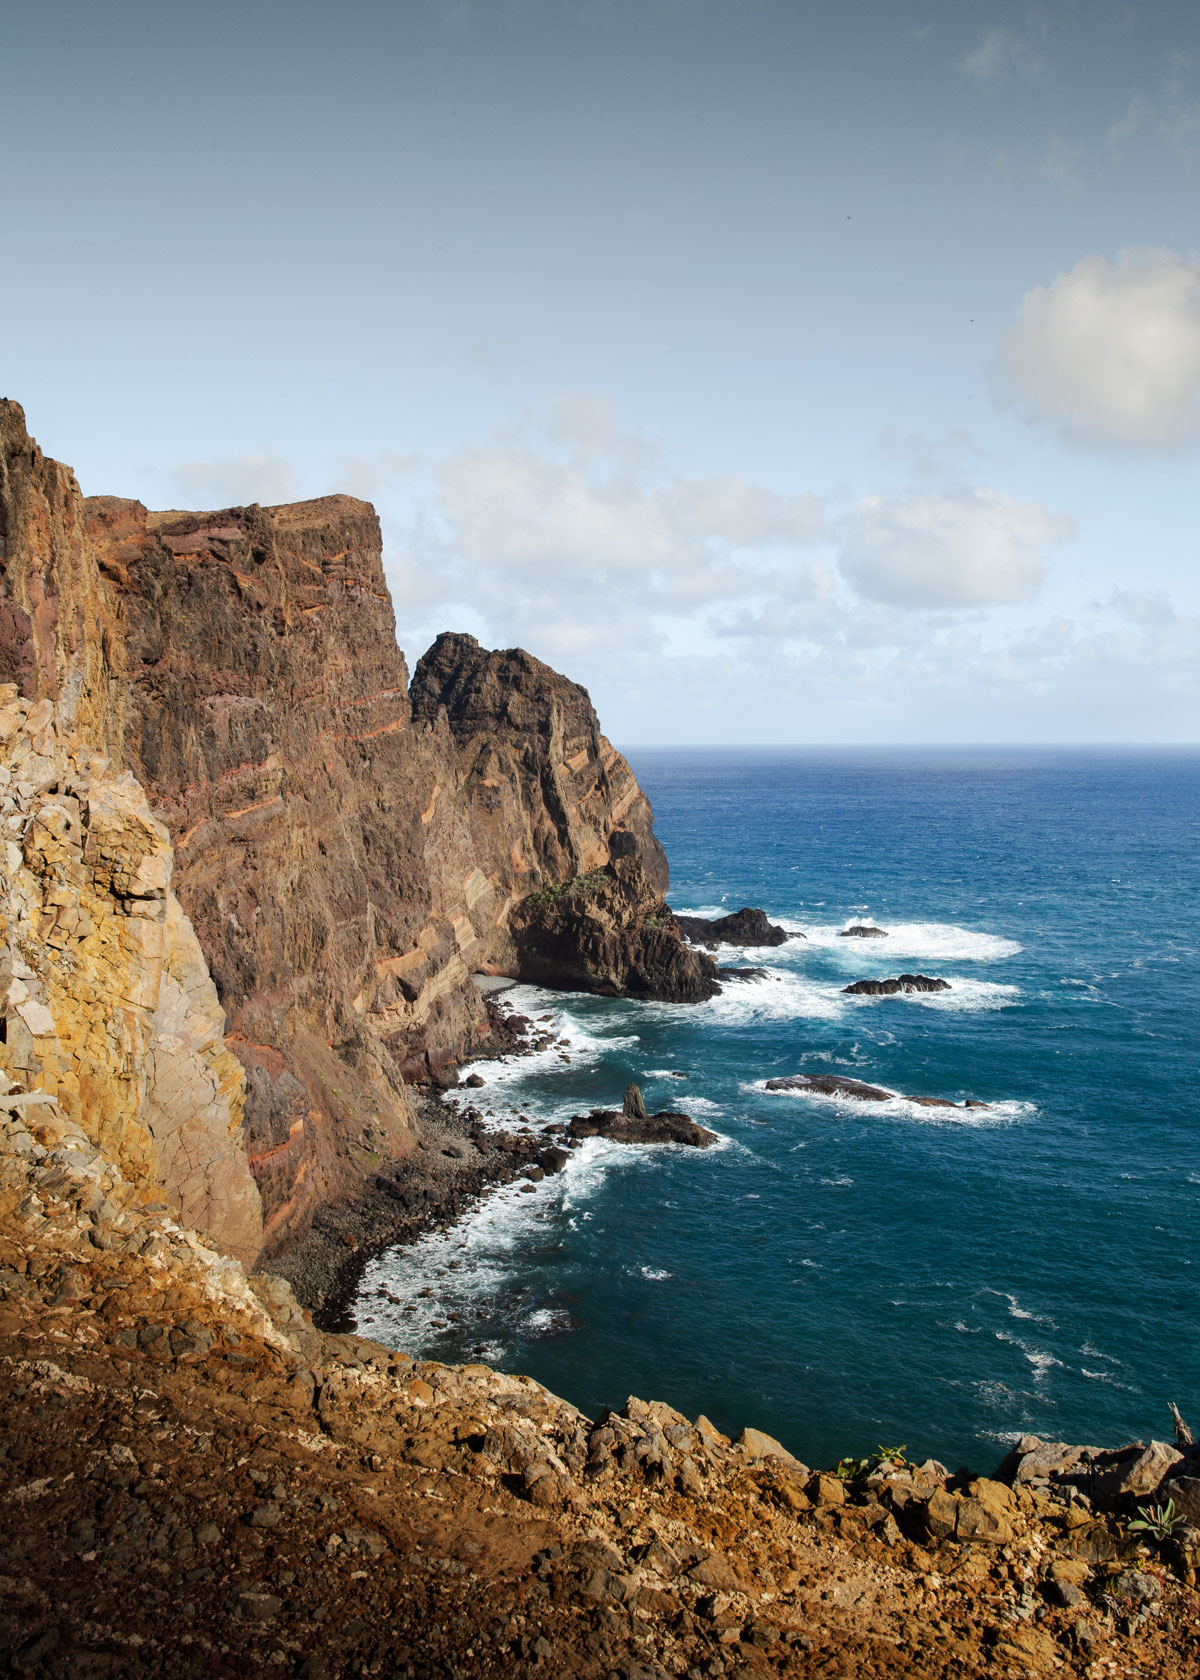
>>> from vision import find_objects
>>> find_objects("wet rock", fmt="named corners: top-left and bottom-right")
top-left (843, 974), bottom-right (950, 995)
top-left (716, 967), bottom-right (768, 982)
top-left (568, 1110), bottom-right (717, 1148)
top-left (838, 924), bottom-right (887, 937)
top-left (765, 1073), bottom-right (893, 1101)
top-left (673, 907), bottom-right (790, 947)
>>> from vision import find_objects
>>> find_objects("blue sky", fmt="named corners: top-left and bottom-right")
top-left (3, 0), bottom-right (1198, 741)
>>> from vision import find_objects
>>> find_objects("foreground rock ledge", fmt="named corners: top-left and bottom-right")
top-left (2, 1092), bottom-right (1199, 1678)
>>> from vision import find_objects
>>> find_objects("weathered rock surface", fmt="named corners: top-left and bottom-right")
top-left (0, 687), bottom-right (260, 1263)
top-left (567, 1109), bottom-right (718, 1148)
top-left (1, 1004), bottom-right (1198, 1677)
top-left (839, 923), bottom-right (888, 937)
top-left (674, 906), bottom-right (792, 947)
top-left (507, 845), bottom-right (720, 1002)
top-left (843, 974), bottom-right (950, 995)
top-left (0, 403), bottom-right (708, 1251)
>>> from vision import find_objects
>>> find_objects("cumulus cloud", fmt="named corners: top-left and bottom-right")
top-left (838, 489), bottom-right (1072, 608)
top-left (171, 452), bottom-right (298, 508)
top-left (961, 28), bottom-right (1042, 83)
top-left (995, 249), bottom-right (1200, 451)
top-left (393, 399), bottom-right (828, 661)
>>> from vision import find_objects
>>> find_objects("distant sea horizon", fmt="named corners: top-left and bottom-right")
top-left (356, 744), bottom-right (1200, 1471)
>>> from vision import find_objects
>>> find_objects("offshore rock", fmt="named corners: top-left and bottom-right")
top-left (839, 923), bottom-right (888, 937)
top-left (764, 1073), bottom-right (988, 1110)
top-left (568, 1109), bottom-right (718, 1147)
top-left (674, 906), bottom-right (791, 947)
top-left (843, 973), bottom-right (950, 995)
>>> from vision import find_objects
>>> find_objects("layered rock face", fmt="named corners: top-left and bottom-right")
top-left (0, 686), bottom-right (260, 1263)
top-left (412, 633), bottom-right (717, 1002)
top-left (0, 400), bottom-right (703, 1251)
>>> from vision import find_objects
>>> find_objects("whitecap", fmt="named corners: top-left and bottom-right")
top-left (640, 1267), bottom-right (672, 1281)
top-left (753, 1078), bottom-right (1033, 1127)
top-left (799, 919), bottom-right (1021, 962)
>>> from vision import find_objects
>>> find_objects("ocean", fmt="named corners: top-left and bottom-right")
top-left (354, 747), bottom-right (1200, 1472)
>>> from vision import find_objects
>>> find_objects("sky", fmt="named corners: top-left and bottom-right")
top-left (3, 0), bottom-right (1198, 743)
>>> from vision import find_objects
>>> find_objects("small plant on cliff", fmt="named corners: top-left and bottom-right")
top-left (1128, 1497), bottom-right (1184, 1541)
top-left (834, 1444), bottom-right (908, 1479)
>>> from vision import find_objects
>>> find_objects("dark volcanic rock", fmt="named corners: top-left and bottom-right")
top-left (568, 1110), bottom-right (718, 1148)
top-left (765, 1073), bottom-right (988, 1110)
top-left (717, 967), bottom-right (769, 982)
top-left (839, 924), bottom-right (888, 937)
top-left (843, 974), bottom-right (949, 995)
top-left (509, 845), bottom-right (720, 1003)
top-left (674, 906), bottom-right (791, 947)
top-left (765, 1074), bottom-right (894, 1101)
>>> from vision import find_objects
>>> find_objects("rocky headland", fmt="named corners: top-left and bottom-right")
top-left (1, 402), bottom-right (1198, 1678)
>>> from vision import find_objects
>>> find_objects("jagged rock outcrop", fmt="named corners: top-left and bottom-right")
top-left (843, 974), bottom-right (950, 995)
top-left (412, 633), bottom-right (717, 1002)
top-left (0, 687), bottom-right (260, 1263)
top-left (509, 844), bottom-right (720, 1001)
top-left (675, 906), bottom-right (793, 947)
top-left (0, 401), bottom-right (125, 757)
top-left (0, 402), bottom-right (703, 1250)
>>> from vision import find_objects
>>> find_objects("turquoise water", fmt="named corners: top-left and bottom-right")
top-left (356, 748), bottom-right (1200, 1471)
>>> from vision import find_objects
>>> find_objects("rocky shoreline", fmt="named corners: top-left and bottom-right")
top-left (3, 1087), bottom-right (1200, 1678)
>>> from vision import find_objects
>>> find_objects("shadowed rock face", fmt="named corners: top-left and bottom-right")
top-left (0, 402), bottom-right (701, 1252)
top-left (674, 906), bottom-right (791, 947)
top-left (843, 974), bottom-right (949, 995)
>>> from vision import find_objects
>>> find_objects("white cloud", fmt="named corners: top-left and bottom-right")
top-left (838, 489), bottom-right (1072, 608)
top-left (394, 399), bottom-right (828, 661)
top-left (961, 28), bottom-right (1042, 83)
top-left (995, 249), bottom-right (1200, 451)
top-left (171, 452), bottom-right (298, 507)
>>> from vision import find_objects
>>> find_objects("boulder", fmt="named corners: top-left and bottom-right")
top-left (1092, 1440), bottom-right (1182, 1505)
top-left (838, 924), bottom-right (887, 937)
top-left (717, 967), bottom-right (769, 982)
top-left (843, 974), bottom-right (950, 995)
top-left (735, 1427), bottom-right (805, 1469)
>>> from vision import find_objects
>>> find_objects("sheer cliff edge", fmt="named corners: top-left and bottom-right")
top-left (0, 400), bottom-right (715, 1260)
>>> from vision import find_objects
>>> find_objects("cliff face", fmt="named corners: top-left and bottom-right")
top-left (0, 400), bottom-right (708, 1253)
top-left (0, 401), bottom-right (124, 757)
top-left (0, 685), bottom-right (260, 1263)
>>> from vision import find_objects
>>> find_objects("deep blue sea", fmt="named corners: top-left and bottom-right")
top-left (355, 748), bottom-right (1200, 1472)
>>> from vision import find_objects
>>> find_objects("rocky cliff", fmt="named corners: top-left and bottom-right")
top-left (0, 687), bottom-right (260, 1263)
top-left (0, 1092), bottom-right (1195, 1679)
top-left (0, 400), bottom-right (710, 1255)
